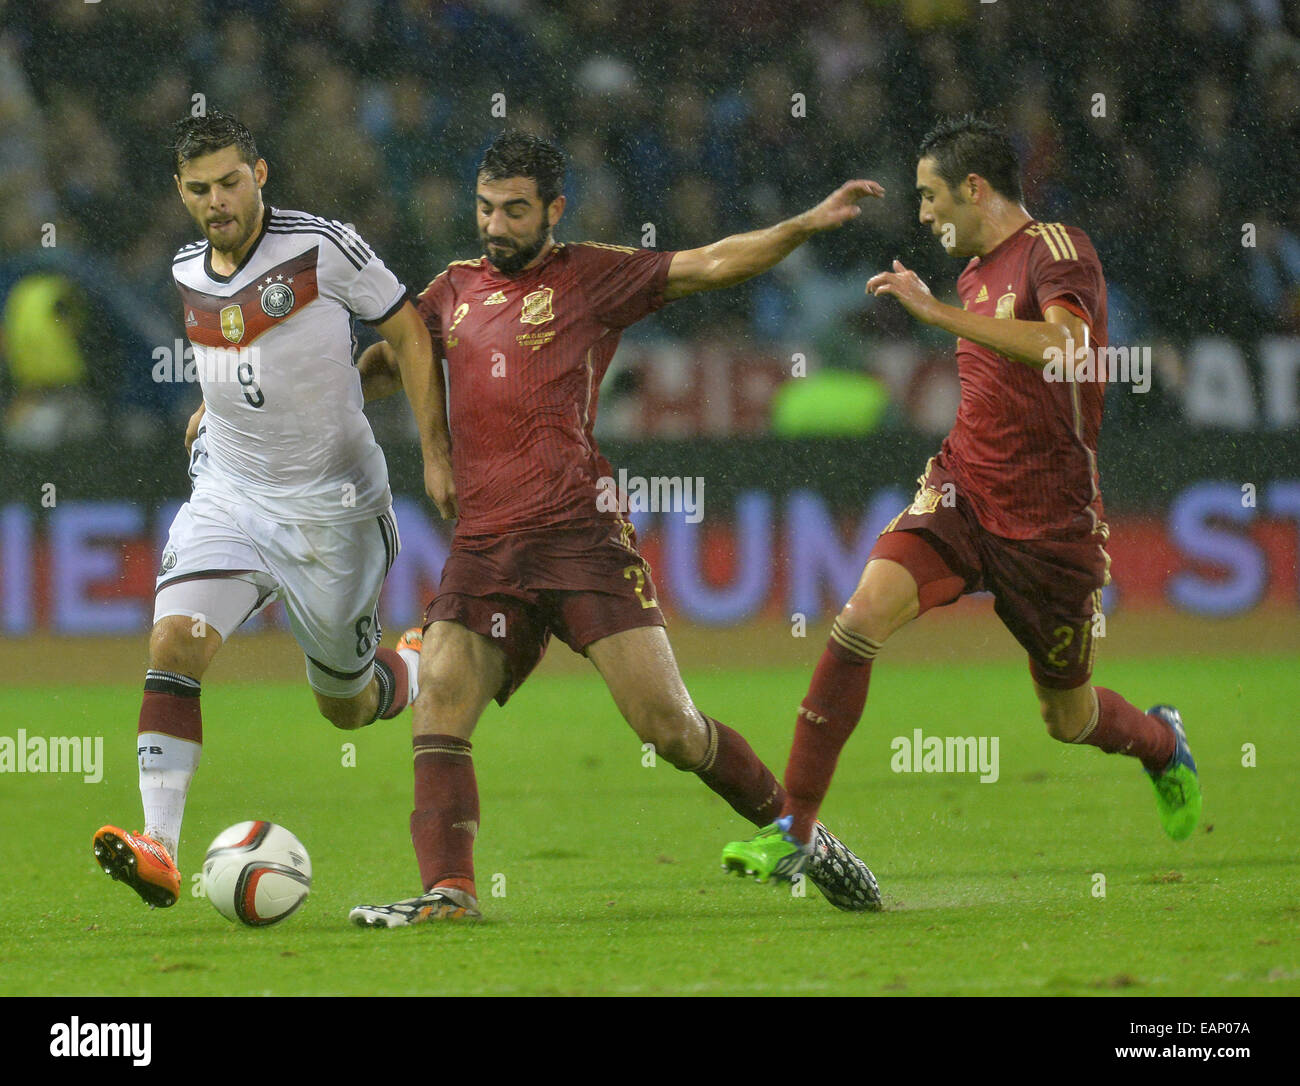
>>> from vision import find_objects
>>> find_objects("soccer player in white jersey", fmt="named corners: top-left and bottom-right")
top-left (93, 111), bottom-right (455, 909)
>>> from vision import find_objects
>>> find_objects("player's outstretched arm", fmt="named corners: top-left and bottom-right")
top-left (374, 302), bottom-right (457, 520)
top-left (866, 260), bottom-right (1084, 370)
top-left (663, 179), bottom-right (884, 301)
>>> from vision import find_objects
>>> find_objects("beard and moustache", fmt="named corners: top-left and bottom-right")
top-left (205, 206), bottom-right (261, 256)
top-left (480, 222), bottom-right (551, 274)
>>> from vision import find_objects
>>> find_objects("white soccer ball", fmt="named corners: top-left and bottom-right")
top-left (201, 821), bottom-right (312, 927)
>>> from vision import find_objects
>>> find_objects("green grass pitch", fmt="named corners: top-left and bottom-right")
top-left (2, 653), bottom-right (1296, 996)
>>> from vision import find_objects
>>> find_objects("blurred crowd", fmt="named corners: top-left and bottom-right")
top-left (1, 0), bottom-right (1298, 446)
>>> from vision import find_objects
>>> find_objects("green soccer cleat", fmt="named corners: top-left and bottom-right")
top-left (722, 816), bottom-right (883, 911)
top-left (721, 815), bottom-right (813, 884)
top-left (1146, 705), bottom-right (1202, 841)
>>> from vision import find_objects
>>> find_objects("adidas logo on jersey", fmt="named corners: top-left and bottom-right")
top-left (483, 291), bottom-right (507, 305)
top-left (975, 285), bottom-right (989, 303)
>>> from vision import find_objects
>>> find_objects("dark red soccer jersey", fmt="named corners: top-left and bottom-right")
top-left (939, 220), bottom-right (1109, 540)
top-left (415, 241), bottom-right (675, 537)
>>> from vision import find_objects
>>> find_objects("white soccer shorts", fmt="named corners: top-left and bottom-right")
top-left (153, 491), bottom-right (400, 698)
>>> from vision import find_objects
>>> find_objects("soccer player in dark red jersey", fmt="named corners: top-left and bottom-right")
top-left (349, 132), bottom-right (887, 924)
top-left (722, 115), bottom-right (1202, 889)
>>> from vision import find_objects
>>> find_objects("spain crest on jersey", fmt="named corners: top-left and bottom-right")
top-left (995, 292), bottom-right (1016, 320)
top-left (908, 486), bottom-right (943, 516)
top-left (520, 287), bottom-right (554, 326)
top-left (220, 303), bottom-right (245, 343)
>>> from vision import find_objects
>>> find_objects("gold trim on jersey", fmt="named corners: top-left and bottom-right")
top-left (576, 240), bottom-right (640, 254)
top-left (1031, 223), bottom-right (1061, 261)
top-left (1026, 222), bottom-right (1078, 262)
top-left (415, 258), bottom-right (484, 302)
top-left (880, 510), bottom-right (904, 536)
top-left (1046, 222), bottom-right (1078, 260)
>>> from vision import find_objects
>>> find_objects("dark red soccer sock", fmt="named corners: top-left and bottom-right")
top-left (372, 647), bottom-right (409, 721)
top-left (1076, 687), bottom-right (1176, 774)
top-left (410, 734), bottom-right (478, 895)
top-left (782, 621), bottom-right (879, 844)
top-left (139, 670), bottom-right (203, 743)
top-left (690, 717), bottom-right (786, 827)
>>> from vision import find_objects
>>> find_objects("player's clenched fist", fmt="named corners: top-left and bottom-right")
top-left (423, 449), bottom-right (457, 521)
top-left (866, 259), bottom-right (938, 324)
top-left (802, 179), bottom-right (886, 232)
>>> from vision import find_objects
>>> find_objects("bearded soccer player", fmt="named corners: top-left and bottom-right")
top-left (722, 115), bottom-right (1202, 886)
top-left (348, 132), bottom-right (886, 925)
top-left (92, 111), bottom-right (454, 908)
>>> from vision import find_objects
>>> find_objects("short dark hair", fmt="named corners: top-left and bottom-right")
top-left (171, 109), bottom-right (259, 175)
top-left (918, 115), bottom-right (1023, 203)
top-left (477, 131), bottom-right (566, 207)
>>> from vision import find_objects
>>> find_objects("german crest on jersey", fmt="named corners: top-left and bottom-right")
top-left (259, 281), bottom-right (295, 318)
top-left (520, 287), bottom-right (554, 325)
top-left (219, 304), bottom-right (245, 343)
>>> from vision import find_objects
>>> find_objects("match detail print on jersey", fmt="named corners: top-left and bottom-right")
top-left (177, 248), bottom-right (320, 349)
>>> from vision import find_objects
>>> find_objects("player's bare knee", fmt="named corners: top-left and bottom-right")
top-left (319, 698), bottom-right (368, 731)
top-left (314, 691), bottom-right (371, 733)
top-left (837, 595), bottom-right (897, 648)
top-left (1039, 699), bottom-right (1086, 743)
top-left (630, 704), bottom-right (701, 768)
top-left (148, 617), bottom-right (213, 678)
top-left (839, 560), bottom-right (921, 645)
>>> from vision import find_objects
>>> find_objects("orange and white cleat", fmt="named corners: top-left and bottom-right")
top-left (395, 627), bottom-right (424, 654)
top-left (395, 626), bottom-right (424, 705)
top-left (93, 825), bottom-right (181, 909)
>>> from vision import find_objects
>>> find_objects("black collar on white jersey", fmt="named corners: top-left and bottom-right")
top-left (203, 204), bottom-right (272, 284)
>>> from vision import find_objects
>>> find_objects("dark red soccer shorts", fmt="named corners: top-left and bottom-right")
top-left (423, 518), bottom-right (665, 705)
top-left (871, 458), bottom-right (1111, 690)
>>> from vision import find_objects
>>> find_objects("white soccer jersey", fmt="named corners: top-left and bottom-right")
top-left (171, 207), bottom-right (406, 523)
